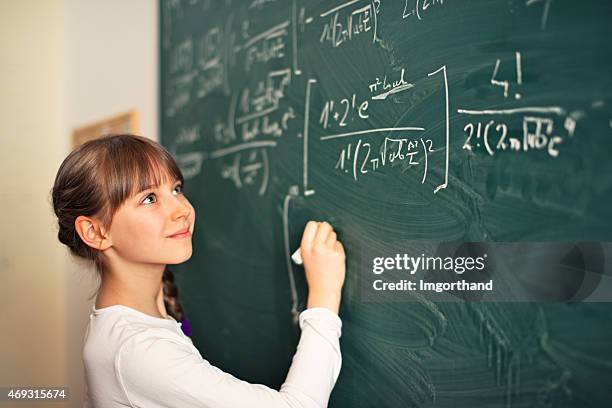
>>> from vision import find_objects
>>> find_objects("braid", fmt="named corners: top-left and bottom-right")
top-left (162, 267), bottom-right (185, 322)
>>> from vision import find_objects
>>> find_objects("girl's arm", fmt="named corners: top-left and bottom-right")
top-left (116, 307), bottom-right (341, 408)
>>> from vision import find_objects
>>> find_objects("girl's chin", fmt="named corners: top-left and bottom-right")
top-left (166, 250), bottom-right (193, 265)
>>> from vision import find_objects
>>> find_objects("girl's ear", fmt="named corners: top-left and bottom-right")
top-left (75, 216), bottom-right (112, 251)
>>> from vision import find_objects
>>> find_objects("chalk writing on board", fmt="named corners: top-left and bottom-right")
top-left (428, 65), bottom-right (451, 194)
top-left (166, 36), bottom-right (196, 117)
top-left (214, 103), bottom-right (236, 146)
top-left (334, 135), bottom-right (437, 183)
top-left (164, 0), bottom-right (604, 201)
top-left (526, 0), bottom-right (553, 30)
top-left (195, 27), bottom-right (226, 99)
top-left (201, 137), bottom-right (275, 196)
top-left (237, 21), bottom-right (289, 71)
top-left (236, 69), bottom-right (296, 140)
top-left (169, 36), bottom-right (193, 75)
top-left (199, 66), bottom-right (295, 195)
top-left (220, 148), bottom-right (271, 195)
top-left (302, 79), bottom-right (317, 197)
top-left (320, 127), bottom-right (425, 142)
top-left (369, 68), bottom-right (414, 100)
top-left (292, 0), bottom-right (307, 75)
top-left (249, 0), bottom-right (278, 9)
top-left (319, 0), bottom-right (381, 48)
top-left (180, 1), bottom-right (316, 197)
top-left (491, 52), bottom-right (524, 100)
top-left (177, 125), bottom-right (200, 145)
top-left (319, 94), bottom-right (370, 129)
top-left (166, 72), bottom-right (196, 118)
top-left (170, 125), bottom-right (205, 180)
top-left (282, 185), bottom-right (301, 325)
top-left (175, 152), bottom-right (205, 180)
top-left (208, 140), bottom-right (277, 159)
top-left (459, 51), bottom-right (582, 158)
top-left (402, 0), bottom-right (445, 21)
top-left (165, 17), bottom-right (235, 117)
top-left (306, 65), bottom-right (450, 193)
top-left (318, 70), bottom-right (416, 134)
top-left (201, 128), bottom-right (278, 194)
top-left (460, 116), bottom-right (566, 157)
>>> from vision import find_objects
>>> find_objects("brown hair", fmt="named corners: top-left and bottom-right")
top-left (51, 134), bottom-right (186, 321)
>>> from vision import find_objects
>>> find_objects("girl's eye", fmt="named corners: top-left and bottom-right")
top-left (142, 184), bottom-right (183, 205)
top-left (142, 193), bottom-right (156, 205)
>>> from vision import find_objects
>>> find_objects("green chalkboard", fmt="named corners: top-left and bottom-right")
top-left (160, 1), bottom-right (612, 406)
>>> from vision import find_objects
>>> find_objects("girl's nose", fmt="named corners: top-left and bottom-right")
top-left (171, 197), bottom-right (191, 220)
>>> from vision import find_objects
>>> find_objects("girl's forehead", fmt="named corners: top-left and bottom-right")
top-left (132, 166), bottom-right (177, 193)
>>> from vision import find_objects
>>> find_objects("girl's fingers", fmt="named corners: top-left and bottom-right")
top-left (301, 221), bottom-right (319, 250)
top-left (325, 231), bottom-right (337, 247)
top-left (314, 221), bottom-right (333, 246)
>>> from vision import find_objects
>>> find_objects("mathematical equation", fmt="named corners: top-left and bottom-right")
top-left (319, 0), bottom-right (380, 48)
top-left (460, 113), bottom-right (574, 158)
top-left (162, 0), bottom-right (608, 200)
top-left (457, 51), bottom-right (580, 159)
top-left (334, 136), bottom-right (435, 183)
top-left (309, 65), bottom-right (450, 194)
top-left (402, 0), bottom-right (445, 21)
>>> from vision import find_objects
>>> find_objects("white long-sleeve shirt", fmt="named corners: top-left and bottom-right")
top-left (82, 304), bottom-right (342, 408)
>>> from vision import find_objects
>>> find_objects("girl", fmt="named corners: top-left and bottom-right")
top-left (51, 134), bottom-right (346, 407)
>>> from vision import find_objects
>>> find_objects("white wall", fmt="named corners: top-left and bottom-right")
top-left (64, 0), bottom-right (158, 141)
top-left (0, 0), bottom-right (67, 396)
top-left (0, 1), bottom-right (158, 406)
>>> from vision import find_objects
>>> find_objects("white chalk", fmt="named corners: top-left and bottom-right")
top-left (291, 248), bottom-right (303, 265)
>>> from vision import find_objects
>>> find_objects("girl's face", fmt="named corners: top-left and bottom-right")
top-left (106, 176), bottom-right (196, 266)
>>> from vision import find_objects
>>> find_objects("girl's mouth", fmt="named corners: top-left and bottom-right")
top-left (168, 227), bottom-right (191, 238)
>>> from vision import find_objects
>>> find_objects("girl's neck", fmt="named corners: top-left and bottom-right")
top-left (96, 266), bottom-right (168, 319)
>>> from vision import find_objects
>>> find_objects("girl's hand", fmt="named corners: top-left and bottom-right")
top-left (300, 221), bottom-right (346, 314)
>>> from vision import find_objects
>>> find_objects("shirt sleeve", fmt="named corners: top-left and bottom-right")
top-left (115, 307), bottom-right (342, 408)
